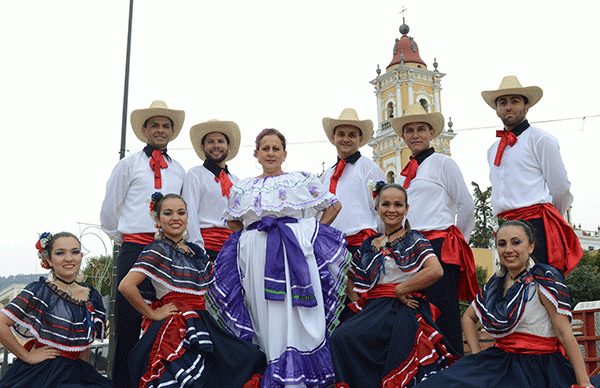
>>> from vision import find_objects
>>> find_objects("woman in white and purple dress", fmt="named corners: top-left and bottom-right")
top-left (414, 220), bottom-right (595, 388)
top-left (208, 129), bottom-right (351, 387)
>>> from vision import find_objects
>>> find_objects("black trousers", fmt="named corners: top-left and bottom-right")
top-left (112, 242), bottom-right (145, 388)
top-left (420, 237), bottom-right (464, 356)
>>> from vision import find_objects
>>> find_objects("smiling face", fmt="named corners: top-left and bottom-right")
top-left (496, 225), bottom-right (535, 276)
top-left (401, 122), bottom-right (435, 156)
top-left (333, 125), bottom-right (363, 159)
top-left (47, 237), bottom-right (82, 281)
top-left (256, 134), bottom-right (287, 177)
top-left (376, 187), bottom-right (409, 231)
top-left (157, 197), bottom-right (188, 241)
top-left (495, 94), bottom-right (529, 131)
top-left (201, 131), bottom-right (231, 166)
top-left (142, 116), bottom-right (174, 150)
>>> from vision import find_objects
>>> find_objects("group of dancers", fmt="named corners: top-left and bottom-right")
top-left (0, 75), bottom-right (596, 388)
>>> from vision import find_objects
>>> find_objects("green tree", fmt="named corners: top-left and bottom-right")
top-left (83, 255), bottom-right (112, 296)
top-left (470, 182), bottom-right (495, 249)
top-left (565, 251), bottom-right (600, 307)
top-left (476, 265), bottom-right (489, 289)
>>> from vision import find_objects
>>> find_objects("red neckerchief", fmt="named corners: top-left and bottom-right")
top-left (149, 149), bottom-right (168, 189)
top-left (215, 170), bottom-right (233, 198)
top-left (494, 130), bottom-right (518, 166)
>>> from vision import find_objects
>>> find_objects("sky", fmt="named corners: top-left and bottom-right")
top-left (1, 0), bottom-right (599, 277)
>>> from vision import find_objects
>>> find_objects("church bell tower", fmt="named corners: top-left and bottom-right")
top-left (368, 17), bottom-right (456, 183)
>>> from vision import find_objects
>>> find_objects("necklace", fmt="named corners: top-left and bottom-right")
top-left (381, 226), bottom-right (404, 246)
top-left (506, 268), bottom-right (528, 289)
top-left (55, 275), bottom-right (75, 297)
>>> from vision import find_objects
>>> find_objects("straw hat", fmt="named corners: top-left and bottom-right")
top-left (481, 75), bottom-right (543, 109)
top-left (130, 100), bottom-right (185, 143)
top-left (189, 119), bottom-right (241, 162)
top-left (390, 103), bottom-right (444, 138)
top-left (322, 108), bottom-right (374, 147)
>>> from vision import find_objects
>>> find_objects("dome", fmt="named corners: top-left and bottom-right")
top-left (387, 29), bottom-right (426, 69)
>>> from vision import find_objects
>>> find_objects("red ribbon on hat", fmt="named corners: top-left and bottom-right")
top-left (149, 149), bottom-right (168, 189)
top-left (400, 159), bottom-right (418, 189)
top-left (494, 130), bottom-right (518, 166)
top-left (328, 159), bottom-right (347, 194)
top-left (215, 170), bottom-right (233, 199)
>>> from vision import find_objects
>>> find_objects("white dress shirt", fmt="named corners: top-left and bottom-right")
top-left (487, 125), bottom-right (573, 217)
top-left (320, 155), bottom-right (386, 236)
top-left (398, 152), bottom-right (475, 241)
top-left (181, 164), bottom-right (239, 247)
top-left (100, 150), bottom-right (185, 244)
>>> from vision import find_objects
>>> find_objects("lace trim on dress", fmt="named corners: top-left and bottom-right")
top-left (159, 237), bottom-right (197, 259)
top-left (45, 281), bottom-right (91, 305)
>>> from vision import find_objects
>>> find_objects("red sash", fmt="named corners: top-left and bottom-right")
top-left (495, 332), bottom-right (560, 355)
top-left (349, 283), bottom-right (440, 321)
top-left (200, 227), bottom-right (233, 252)
top-left (421, 226), bottom-right (479, 302)
top-left (346, 228), bottom-right (378, 247)
top-left (498, 203), bottom-right (582, 273)
top-left (123, 233), bottom-right (155, 245)
top-left (26, 339), bottom-right (81, 360)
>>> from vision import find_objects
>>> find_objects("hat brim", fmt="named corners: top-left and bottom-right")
top-left (189, 121), bottom-right (241, 162)
top-left (390, 112), bottom-right (444, 138)
top-left (481, 86), bottom-right (543, 109)
top-left (130, 108), bottom-right (185, 143)
top-left (322, 118), bottom-right (374, 147)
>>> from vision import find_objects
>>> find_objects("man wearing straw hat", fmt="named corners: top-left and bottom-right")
top-left (482, 75), bottom-right (581, 273)
top-left (100, 100), bottom-right (185, 388)
top-left (321, 108), bottom-right (386, 321)
top-left (390, 103), bottom-right (477, 355)
top-left (182, 119), bottom-right (241, 261)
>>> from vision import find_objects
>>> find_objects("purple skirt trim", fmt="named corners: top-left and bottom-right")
top-left (312, 222), bottom-right (352, 334)
top-left (261, 338), bottom-right (336, 388)
top-left (207, 230), bottom-right (255, 341)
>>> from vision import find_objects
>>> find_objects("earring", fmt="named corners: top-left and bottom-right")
top-left (76, 269), bottom-right (85, 282)
top-left (281, 161), bottom-right (288, 170)
top-left (48, 267), bottom-right (56, 282)
top-left (255, 161), bottom-right (262, 170)
top-left (154, 229), bottom-right (163, 240)
top-left (182, 229), bottom-right (189, 241)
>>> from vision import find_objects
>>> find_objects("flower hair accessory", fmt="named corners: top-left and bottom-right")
top-left (148, 192), bottom-right (163, 222)
top-left (35, 232), bottom-right (52, 269)
top-left (367, 180), bottom-right (387, 199)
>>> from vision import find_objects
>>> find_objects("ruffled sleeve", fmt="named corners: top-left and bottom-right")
top-left (88, 287), bottom-right (107, 341)
top-left (530, 263), bottom-right (572, 319)
top-left (224, 171), bottom-right (337, 221)
top-left (131, 241), bottom-right (214, 297)
top-left (0, 279), bottom-right (105, 351)
top-left (352, 236), bottom-right (382, 291)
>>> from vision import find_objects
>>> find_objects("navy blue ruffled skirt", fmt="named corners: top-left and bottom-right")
top-left (413, 346), bottom-right (596, 388)
top-left (0, 356), bottom-right (113, 388)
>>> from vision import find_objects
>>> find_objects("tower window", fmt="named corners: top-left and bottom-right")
top-left (387, 171), bottom-right (395, 183)
top-left (419, 99), bottom-right (428, 112)
top-left (387, 102), bottom-right (394, 119)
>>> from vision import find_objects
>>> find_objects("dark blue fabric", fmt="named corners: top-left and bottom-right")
top-left (128, 310), bottom-right (265, 388)
top-left (413, 346), bottom-right (589, 388)
top-left (0, 357), bottom-right (114, 388)
top-left (332, 296), bottom-right (455, 387)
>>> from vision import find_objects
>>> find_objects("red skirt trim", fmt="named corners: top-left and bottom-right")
top-left (381, 314), bottom-right (458, 387)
